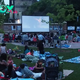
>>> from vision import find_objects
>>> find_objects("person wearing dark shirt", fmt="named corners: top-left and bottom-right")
top-left (37, 41), bottom-right (44, 54)
top-left (33, 60), bottom-right (44, 73)
top-left (5, 64), bottom-right (17, 78)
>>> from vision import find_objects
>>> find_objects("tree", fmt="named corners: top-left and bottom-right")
top-left (24, 0), bottom-right (53, 16)
top-left (24, 0), bottom-right (80, 23)
top-left (47, 0), bottom-right (80, 23)
top-left (66, 0), bottom-right (80, 10)
top-left (0, 0), bottom-right (5, 26)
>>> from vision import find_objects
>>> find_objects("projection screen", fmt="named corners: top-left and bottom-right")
top-left (22, 16), bottom-right (49, 32)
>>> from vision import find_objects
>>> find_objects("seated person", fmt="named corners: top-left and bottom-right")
top-left (25, 49), bottom-right (39, 63)
top-left (24, 45), bottom-right (30, 55)
top-left (26, 49), bottom-right (33, 55)
top-left (19, 64), bottom-right (34, 78)
top-left (7, 56), bottom-right (16, 69)
top-left (7, 56), bottom-right (14, 65)
top-left (33, 60), bottom-right (44, 73)
top-left (5, 64), bottom-right (17, 78)
top-left (0, 54), bottom-right (7, 72)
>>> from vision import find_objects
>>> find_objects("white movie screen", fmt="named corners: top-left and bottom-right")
top-left (22, 16), bottom-right (49, 32)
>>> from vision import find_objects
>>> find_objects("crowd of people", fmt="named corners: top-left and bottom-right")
top-left (0, 43), bottom-right (46, 80)
top-left (3, 31), bottom-right (80, 48)
top-left (0, 31), bottom-right (79, 80)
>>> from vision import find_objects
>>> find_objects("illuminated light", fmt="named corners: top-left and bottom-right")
top-left (17, 19), bottom-right (20, 23)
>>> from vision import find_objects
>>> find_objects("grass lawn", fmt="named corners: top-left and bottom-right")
top-left (6, 44), bottom-right (80, 80)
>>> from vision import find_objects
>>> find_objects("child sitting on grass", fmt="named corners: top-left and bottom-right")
top-left (7, 56), bottom-right (14, 65)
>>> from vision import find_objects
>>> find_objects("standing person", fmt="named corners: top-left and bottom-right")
top-left (68, 33), bottom-right (73, 43)
top-left (12, 34), bottom-right (15, 41)
top-left (53, 35), bottom-right (58, 48)
top-left (0, 43), bottom-right (7, 54)
top-left (48, 35), bottom-right (51, 47)
top-left (37, 41), bottom-right (44, 54)
top-left (38, 33), bottom-right (44, 43)
top-left (22, 33), bottom-right (29, 45)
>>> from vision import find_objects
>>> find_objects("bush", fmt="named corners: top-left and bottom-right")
top-left (0, 29), bottom-right (4, 33)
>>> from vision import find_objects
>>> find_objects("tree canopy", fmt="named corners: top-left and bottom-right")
top-left (24, 0), bottom-right (80, 23)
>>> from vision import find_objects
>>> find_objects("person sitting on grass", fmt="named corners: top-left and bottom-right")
top-left (19, 63), bottom-right (34, 78)
top-left (25, 49), bottom-right (39, 63)
top-left (33, 60), bottom-right (44, 73)
top-left (7, 56), bottom-right (14, 65)
top-left (0, 53), bottom-right (7, 72)
top-left (26, 49), bottom-right (33, 56)
top-left (24, 45), bottom-right (30, 55)
top-left (5, 64), bottom-right (17, 78)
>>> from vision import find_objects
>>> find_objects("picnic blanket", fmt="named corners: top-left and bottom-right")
top-left (11, 78), bottom-right (34, 80)
top-left (25, 55), bottom-right (39, 63)
top-left (63, 69), bottom-right (74, 77)
top-left (63, 56), bottom-right (80, 63)
top-left (56, 44), bottom-right (71, 48)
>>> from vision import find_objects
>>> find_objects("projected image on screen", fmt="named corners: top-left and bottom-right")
top-left (22, 16), bottom-right (49, 32)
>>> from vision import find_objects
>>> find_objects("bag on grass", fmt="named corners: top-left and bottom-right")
top-left (13, 46), bottom-right (19, 51)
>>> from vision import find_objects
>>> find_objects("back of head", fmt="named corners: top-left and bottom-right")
top-left (30, 49), bottom-right (33, 53)
top-left (1, 54), bottom-right (7, 61)
top-left (1, 43), bottom-right (6, 46)
top-left (24, 45), bottom-right (29, 50)
top-left (20, 64), bottom-right (25, 69)
top-left (37, 60), bottom-right (43, 64)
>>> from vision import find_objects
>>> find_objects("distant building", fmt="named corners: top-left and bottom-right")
top-left (9, 0), bottom-right (37, 23)
top-left (3, 0), bottom-right (37, 33)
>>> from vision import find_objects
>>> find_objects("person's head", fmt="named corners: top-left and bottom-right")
top-left (1, 54), bottom-right (7, 61)
top-left (37, 60), bottom-right (43, 65)
top-left (8, 56), bottom-right (12, 60)
top-left (1, 43), bottom-right (6, 46)
top-left (24, 45), bottom-right (29, 50)
top-left (30, 49), bottom-right (33, 55)
top-left (20, 64), bottom-right (25, 69)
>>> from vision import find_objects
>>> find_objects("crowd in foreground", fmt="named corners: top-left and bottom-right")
top-left (0, 38), bottom-right (62, 80)
top-left (0, 42), bottom-right (47, 80)
top-left (0, 43), bottom-right (44, 79)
